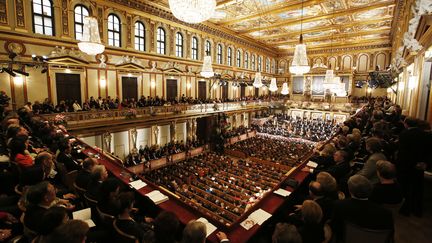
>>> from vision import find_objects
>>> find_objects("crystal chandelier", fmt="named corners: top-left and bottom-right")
top-left (269, 78), bottom-right (278, 92)
top-left (78, 17), bottom-right (105, 55)
top-left (281, 82), bottom-right (289, 95)
top-left (289, 0), bottom-right (310, 75)
top-left (253, 72), bottom-right (263, 88)
top-left (289, 35), bottom-right (310, 75)
top-left (168, 0), bottom-right (216, 24)
top-left (200, 56), bottom-right (214, 78)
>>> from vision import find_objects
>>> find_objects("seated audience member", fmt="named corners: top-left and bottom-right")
top-left (74, 158), bottom-right (97, 190)
top-left (97, 178), bottom-right (121, 216)
top-left (308, 181), bottom-right (334, 223)
top-left (272, 223), bottom-right (302, 243)
top-left (331, 175), bottom-right (394, 241)
top-left (20, 152), bottom-right (55, 187)
top-left (33, 206), bottom-right (69, 243)
top-left (153, 211), bottom-right (181, 243)
top-left (357, 137), bottom-right (387, 184)
top-left (0, 211), bottom-right (19, 242)
top-left (43, 219), bottom-right (89, 243)
top-left (56, 139), bottom-right (81, 172)
top-left (9, 135), bottom-right (33, 168)
top-left (306, 150), bottom-right (351, 183)
top-left (6, 124), bottom-right (29, 143)
top-left (181, 221), bottom-right (206, 243)
top-left (316, 172), bottom-right (339, 200)
top-left (24, 181), bottom-right (72, 234)
top-left (114, 192), bottom-right (153, 242)
top-left (85, 165), bottom-right (108, 201)
top-left (297, 200), bottom-right (325, 243)
top-left (370, 160), bottom-right (404, 205)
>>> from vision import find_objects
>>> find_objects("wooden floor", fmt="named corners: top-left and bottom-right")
top-left (395, 174), bottom-right (432, 243)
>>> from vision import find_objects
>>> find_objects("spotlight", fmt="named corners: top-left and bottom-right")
top-left (3, 68), bottom-right (16, 77)
top-left (41, 67), bottom-right (48, 74)
top-left (13, 69), bottom-right (29, 76)
top-left (32, 54), bottom-right (37, 61)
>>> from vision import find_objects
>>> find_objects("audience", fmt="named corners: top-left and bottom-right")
top-left (331, 175), bottom-right (394, 241)
top-left (181, 221), bottom-right (206, 243)
top-left (370, 160), bottom-right (404, 205)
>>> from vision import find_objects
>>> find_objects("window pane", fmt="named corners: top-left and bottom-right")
top-left (33, 4), bottom-right (42, 14)
top-left (42, 0), bottom-right (51, 6)
top-left (34, 16), bottom-right (43, 25)
top-left (44, 18), bottom-right (52, 27)
top-left (75, 13), bottom-right (82, 22)
top-left (35, 25), bottom-right (43, 34)
top-left (44, 27), bottom-right (52, 36)
top-left (43, 6), bottom-right (51, 16)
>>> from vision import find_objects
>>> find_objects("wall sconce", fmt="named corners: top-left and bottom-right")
top-left (367, 87), bottom-right (372, 93)
top-left (186, 83), bottom-right (191, 89)
top-left (14, 75), bottom-right (23, 86)
top-left (100, 78), bottom-right (106, 88)
top-left (128, 73), bottom-right (132, 77)
top-left (65, 68), bottom-right (71, 73)
top-left (150, 80), bottom-right (156, 88)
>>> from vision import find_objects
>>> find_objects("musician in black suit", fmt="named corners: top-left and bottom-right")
top-left (331, 175), bottom-right (394, 241)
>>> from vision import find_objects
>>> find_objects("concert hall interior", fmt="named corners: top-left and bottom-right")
top-left (1, 0), bottom-right (432, 243)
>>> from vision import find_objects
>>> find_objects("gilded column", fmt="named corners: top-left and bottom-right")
top-left (61, 0), bottom-right (69, 36)
top-left (170, 120), bottom-right (177, 142)
top-left (0, 0), bottom-right (8, 26)
top-left (15, 0), bottom-right (25, 29)
top-left (149, 21), bottom-right (156, 53)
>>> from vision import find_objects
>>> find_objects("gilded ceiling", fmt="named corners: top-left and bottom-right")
top-left (153, 0), bottom-right (396, 52)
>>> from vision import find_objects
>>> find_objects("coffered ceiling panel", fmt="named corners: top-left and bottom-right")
top-left (152, 0), bottom-right (397, 52)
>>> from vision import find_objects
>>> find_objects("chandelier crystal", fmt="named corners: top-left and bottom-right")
top-left (289, 36), bottom-right (310, 75)
top-left (281, 82), bottom-right (289, 95)
top-left (200, 56), bottom-right (214, 78)
top-left (168, 0), bottom-right (216, 24)
top-left (253, 72), bottom-right (263, 88)
top-left (269, 78), bottom-right (278, 92)
top-left (78, 17), bottom-right (105, 55)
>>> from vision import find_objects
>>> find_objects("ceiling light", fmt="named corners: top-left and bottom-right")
top-left (78, 17), bottom-right (105, 55)
top-left (200, 56), bottom-right (214, 78)
top-left (269, 78), bottom-right (278, 92)
top-left (169, 0), bottom-right (216, 24)
top-left (253, 72), bottom-right (263, 88)
top-left (289, 35), bottom-right (310, 75)
top-left (281, 82), bottom-right (289, 95)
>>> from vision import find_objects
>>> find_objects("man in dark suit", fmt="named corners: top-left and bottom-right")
top-left (331, 175), bottom-right (394, 241)
top-left (85, 165), bottom-right (108, 202)
top-left (74, 158), bottom-right (96, 190)
top-left (56, 139), bottom-right (81, 172)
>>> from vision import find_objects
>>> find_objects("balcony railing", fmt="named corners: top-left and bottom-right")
top-left (40, 99), bottom-right (362, 126)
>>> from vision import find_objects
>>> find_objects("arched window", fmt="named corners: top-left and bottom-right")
top-left (251, 55), bottom-right (256, 70)
top-left (32, 0), bottom-right (54, 36)
top-left (205, 41), bottom-right (211, 56)
top-left (74, 5), bottom-right (89, 40)
top-left (175, 32), bottom-right (183, 57)
top-left (236, 50), bottom-right (241, 67)
top-left (107, 14), bottom-right (121, 47)
top-left (134, 21), bottom-right (145, 51)
top-left (157, 27), bottom-right (166, 54)
top-left (258, 56), bottom-right (262, 72)
top-left (244, 53), bottom-right (249, 69)
top-left (266, 58), bottom-right (270, 73)
top-left (227, 47), bottom-right (232, 66)
top-left (217, 44), bottom-right (223, 64)
top-left (192, 37), bottom-right (198, 60)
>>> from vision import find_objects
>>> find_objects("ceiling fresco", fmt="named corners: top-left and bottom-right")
top-left (153, 0), bottom-right (396, 51)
